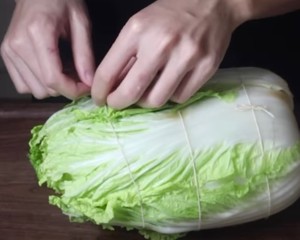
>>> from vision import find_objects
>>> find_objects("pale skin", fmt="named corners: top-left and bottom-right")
top-left (1, 0), bottom-right (300, 108)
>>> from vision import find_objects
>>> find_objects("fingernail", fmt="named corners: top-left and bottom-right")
top-left (84, 70), bottom-right (94, 86)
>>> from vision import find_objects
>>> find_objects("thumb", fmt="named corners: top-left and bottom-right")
top-left (69, 5), bottom-right (95, 87)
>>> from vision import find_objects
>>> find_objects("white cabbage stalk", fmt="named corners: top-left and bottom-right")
top-left (29, 67), bottom-right (300, 240)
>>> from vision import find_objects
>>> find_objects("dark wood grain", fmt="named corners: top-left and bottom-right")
top-left (1, 102), bottom-right (300, 240)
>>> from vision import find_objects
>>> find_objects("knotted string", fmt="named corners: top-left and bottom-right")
top-left (236, 104), bottom-right (275, 118)
top-left (107, 107), bottom-right (146, 228)
top-left (178, 110), bottom-right (202, 229)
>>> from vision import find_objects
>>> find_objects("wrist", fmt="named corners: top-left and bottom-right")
top-left (227, 0), bottom-right (300, 22)
top-left (224, 0), bottom-right (253, 28)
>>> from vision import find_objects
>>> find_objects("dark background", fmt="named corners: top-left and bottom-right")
top-left (86, 0), bottom-right (300, 98)
top-left (2, 3), bottom-right (300, 239)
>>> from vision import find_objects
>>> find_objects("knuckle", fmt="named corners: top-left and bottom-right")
top-left (184, 42), bottom-right (201, 62)
top-left (126, 13), bottom-right (145, 34)
top-left (157, 30), bottom-right (179, 54)
top-left (71, 3), bottom-right (91, 28)
top-left (204, 54), bottom-right (218, 69)
top-left (1, 32), bottom-right (26, 54)
top-left (178, 45), bottom-right (201, 71)
top-left (27, 14), bottom-right (56, 36)
top-left (78, 14), bottom-right (91, 30)
top-left (8, 35), bottom-right (26, 52)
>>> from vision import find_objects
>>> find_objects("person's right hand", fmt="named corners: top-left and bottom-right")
top-left (0, 0), bottom-right (94, 99)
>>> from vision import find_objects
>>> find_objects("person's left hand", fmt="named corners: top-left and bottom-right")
top-left (92, 0), bottom-right (245, 109)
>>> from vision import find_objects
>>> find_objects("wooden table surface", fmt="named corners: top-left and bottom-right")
top-left (1, 101), bottom-right (300, 240)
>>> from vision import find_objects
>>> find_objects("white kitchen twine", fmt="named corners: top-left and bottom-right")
top-left (178, 110), bottom-right (202, 230)
top-left (107, 108), bottom-right (146, 228)
top-left (239, 78), bottom-right (273, 219)
top-left (235, 104), bottom-right (275, 119)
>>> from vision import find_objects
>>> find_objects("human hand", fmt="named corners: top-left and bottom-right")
top-left (92, 0), bottom-right (246, 109)
top-left (0, 0), bottom-right (94, 99)
top-left (92, 0), bottom-right (246, 108)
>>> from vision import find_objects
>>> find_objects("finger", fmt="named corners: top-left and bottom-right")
top-left (69, 5), bottom-right (95, 86)
top-left (92, 28), bottom-right (137, 105)
top-left (30, 21), bottom-right (90, 99)
top-left (171, 56), bottom-right (217, 103)
top-left (118, 57), bottom-right (137, 81)
top-left (1, 49), bottom-right (30, 94)
top-left (105, 56), bottom-right (136, 92)
top-left (7, 39), bottom-right (60, 97)
top-left (138, 44), bottom-right (199, 108)
top-left (6, 49), bottom-right (50, 99)
top-left (106, 50), bottom-right (169, 109)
